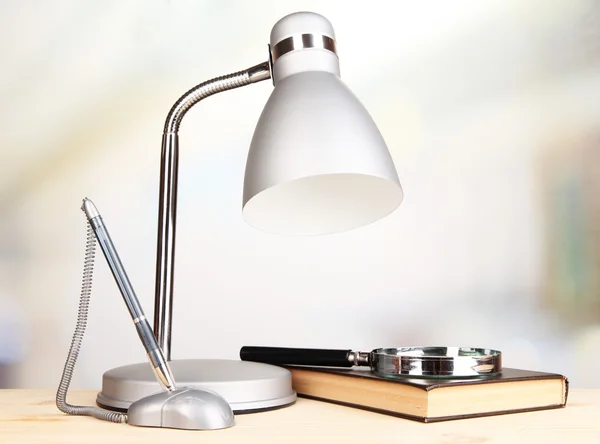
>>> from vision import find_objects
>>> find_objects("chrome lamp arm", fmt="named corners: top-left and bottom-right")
top-left (154, 61), bottom-right (271, 360)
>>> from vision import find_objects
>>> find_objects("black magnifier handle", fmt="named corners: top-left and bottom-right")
top-left (240, 346), bottom-right (370, 367)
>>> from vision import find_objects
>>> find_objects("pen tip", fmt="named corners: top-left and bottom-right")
top-left (81, 198), bottom-right (100, 220)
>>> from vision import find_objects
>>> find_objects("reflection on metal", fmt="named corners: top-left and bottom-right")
top-left (154, 62), bottom-right (272, 360)
top-left (271, 34), bottom-right (337, 62)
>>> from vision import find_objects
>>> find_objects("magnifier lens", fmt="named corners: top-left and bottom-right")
top-left (373, 347), bottom-right (502, 379)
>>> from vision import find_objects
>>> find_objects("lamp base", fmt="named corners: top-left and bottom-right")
top-left (96, 359), bottom-right (296, 413)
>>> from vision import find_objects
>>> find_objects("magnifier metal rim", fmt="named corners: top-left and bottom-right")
top-left (371, 346), bottom-right (502, 379)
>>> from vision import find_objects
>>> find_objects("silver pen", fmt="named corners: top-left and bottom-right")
top-left (81, 198), bottom-right (177, 392)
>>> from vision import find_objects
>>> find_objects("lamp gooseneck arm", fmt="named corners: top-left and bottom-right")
top-left (154, 61), bottom-right (271, 360)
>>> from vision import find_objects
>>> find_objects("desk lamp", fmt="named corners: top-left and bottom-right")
top-left (96, 11), bottom-right (403, 414)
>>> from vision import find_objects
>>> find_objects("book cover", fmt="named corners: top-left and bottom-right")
top-left (286, 366), bottom-right (569, 422)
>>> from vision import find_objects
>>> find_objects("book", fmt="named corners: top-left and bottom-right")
top-left (285, 366), bottom-right (568, 422)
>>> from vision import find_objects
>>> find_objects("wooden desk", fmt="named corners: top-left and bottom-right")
top-left (0, 389), bottom-right (598, 443)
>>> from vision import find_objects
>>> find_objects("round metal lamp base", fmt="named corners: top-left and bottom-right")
top-left (96, 359), bottom-right (296, 413)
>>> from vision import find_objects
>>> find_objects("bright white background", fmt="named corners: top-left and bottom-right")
top-left (1, 0), bottom-right (599, 389)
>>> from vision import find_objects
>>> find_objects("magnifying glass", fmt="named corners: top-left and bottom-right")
top-left (240, 346), bottom-right (502, 378)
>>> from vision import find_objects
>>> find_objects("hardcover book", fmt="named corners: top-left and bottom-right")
top-left (285, 366), bottom-right (568, 422)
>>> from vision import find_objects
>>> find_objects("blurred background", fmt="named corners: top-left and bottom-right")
top-left (1, 0), bottom-right (599, 390)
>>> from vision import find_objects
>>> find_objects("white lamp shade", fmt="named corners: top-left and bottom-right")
top-left (242, 12), bottom-right (402, 235)
top-left (242, 70), bottom-right (403, 235)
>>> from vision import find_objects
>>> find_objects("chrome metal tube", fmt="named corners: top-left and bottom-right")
top-left (154, 61), bottom-right (271, 360)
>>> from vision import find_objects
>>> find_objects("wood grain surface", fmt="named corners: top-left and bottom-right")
top-left (0, 389), bottom-right (598, 443)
